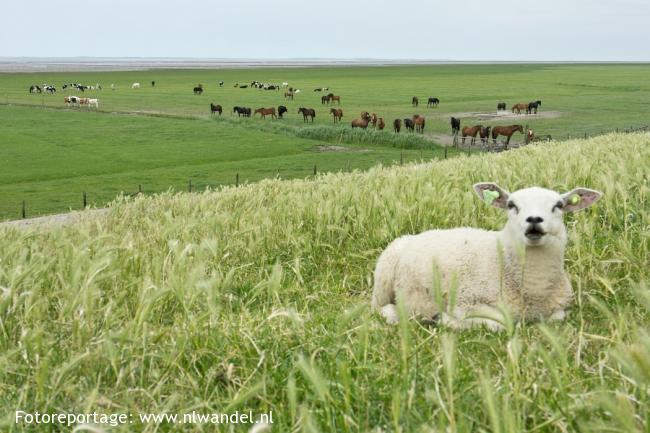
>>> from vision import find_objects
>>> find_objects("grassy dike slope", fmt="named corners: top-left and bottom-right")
top-left (1, 133), bottom-right (649, 432)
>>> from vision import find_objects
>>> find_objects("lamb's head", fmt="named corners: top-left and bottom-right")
top-left (474, 183), bottom-right (602, 247)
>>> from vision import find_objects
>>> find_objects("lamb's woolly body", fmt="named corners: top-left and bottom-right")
top-left (372, 184), bottom-right (601, 329)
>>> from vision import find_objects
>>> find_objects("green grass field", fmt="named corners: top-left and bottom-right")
top-left (1, 132), bottom-right (649, 432)
top-left (1, 63), bottom-right (649, 219)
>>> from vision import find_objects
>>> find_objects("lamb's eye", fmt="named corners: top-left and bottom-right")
top-left (552, 201), bottom-right (564, 212)
top-left (507, 201), bottom-right (518, 213)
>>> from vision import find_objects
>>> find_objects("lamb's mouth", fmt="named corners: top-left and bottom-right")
top-left (525, 227), bottom-right (546, 240)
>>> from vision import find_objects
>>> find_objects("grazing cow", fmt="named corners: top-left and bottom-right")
top-left (64, 96), bottom-right (80, 106)
top-left (330, 108), bottom-right (343, 123)
top-left (451, 117), bottom-right (461, 134)
top-left (427, 97), bottom-right (440, 108)
top-left (497, 102), bottom-right (507, 111)
top-left (219, 81), bottom-right (224, 87)
top-left (131, 82), bottom-right (140, 89)
top-left (29, 85), bottom-right (42, 94)
top-left (511, 103), bottom-right (528, 114)
top-left (492, 124), bottom-right (524, 148)
top-left (298, 107), bottom-right (316, 122)
top-left (278, 105), bottom-right (288, 118)
top-left (193, 85), bottom-right (203, 95)
top-left (79, 97), bottom-right (90, 107)
top-left (479, 126), bottom-right (492, 144)
top-left (44, 85), bottom-right (56, 94)
top-left (371, 113), bottom-right (378, 128)
top-left (239, 85), bottom-right (248, 89)
top-left (88, 98), bottom-right (99, 108)
top-left (254, 107), bottom-right (277, 119)
top-left (403, 118), bottom-right (415, 132)
top-left (412, 96), bottom-right (419, 107)
top-left (527, 100), bottom-right (542, 114)
top-left (461, 125), bottom-right (482, 144)
top-left (282, 82), bottom-right (289, 87)
top-left (393, 119), bottom-right (402, 133)
top-left (377, 118), bottom-right (385, 130)
top-left (351, 112), bottom-right (372, 129)
top-left (210, 103), bottom-right (223, 115)
top-left (314, 88), bottom-right (322, 92)
top-left (413, 115), bottom-right (426, 134)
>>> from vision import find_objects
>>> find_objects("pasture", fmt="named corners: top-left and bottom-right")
top-left (1, 132), bottom-right (649, 432)
top-left (1, 63), bottom-right (649, 219)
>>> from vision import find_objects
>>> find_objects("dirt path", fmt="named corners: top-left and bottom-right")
top-left (1, 209), bottom-right (107, 229)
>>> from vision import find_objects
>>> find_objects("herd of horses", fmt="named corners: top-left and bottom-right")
top-left (451, 116), bottom-right (526, 147)
top-left (505, 100), bottom-right (542, 114)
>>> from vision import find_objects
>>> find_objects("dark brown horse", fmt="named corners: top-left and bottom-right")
top-left (492, 124), bottom-right (524, 148)
top-left (413, 115), bottom-right (425, 134)
top-left (511, 103), bottom-right (528, 114)
top-left (403, 118), bottom-right (415, 132)
top-left (298, 107), bottom-right (315, 122)
top-left (461, 125), bottom-right (482, 144)
top-left (284, 91), bottom-right (294, 100)
top-left (412, 96), bottom-right (419, 107)
top-left (330, 108), bottom-right (343, 123)
top-left (479, 126), bottom-right (491, 144)
top-left (254, 107), bottom-right (276, 119)
top-left (321, 95), bottom-right (329, 104)
top-left (497, 102), bottom-right (506, 111)
top-left (377, 117), bottom-right (385, 130)
top-left (351, 112), bottom-right (372, 129)
top-left (393, 119), bottom-right (402, 133)
top-left (371, 113), bottom-right (378, 128)
top-left (278, 105), bottom-right (288, 118)
top-left (210, 103), bottom-right (222, 115)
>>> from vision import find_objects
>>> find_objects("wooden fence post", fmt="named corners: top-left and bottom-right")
top-left (444, 147), bottom-right (448, 159)
top-left (21, 201), bottom-right (26, 219)
top-left (188, 179), bottom-right (192, 192)
top-left (83, 192), bottom-right (87, 208)
top-left (313, 165), bottom-right (317, 175)
top-left (400, 151), bottom-right (403, 165)
top-left (236, 173), bottom-right (239, 187)
top-left (138, 184), bottom-right (142, 194)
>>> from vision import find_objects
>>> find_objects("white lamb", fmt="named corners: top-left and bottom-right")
top-left (372, 182), bottom-right (602, 329)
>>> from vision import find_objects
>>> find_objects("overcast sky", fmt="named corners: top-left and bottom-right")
top-left (3, 0), bottom-right (649, 61)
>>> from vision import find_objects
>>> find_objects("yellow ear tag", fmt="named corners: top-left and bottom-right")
top-left (570, 194), bottom-right (581, 205)
top-left (483, 190), bottom-right (500, 205)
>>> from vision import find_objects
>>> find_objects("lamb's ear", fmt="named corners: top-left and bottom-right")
top-left (561, 188), bottom-right (603, 212)
top-left (473, 183), bottom-right (510, 209)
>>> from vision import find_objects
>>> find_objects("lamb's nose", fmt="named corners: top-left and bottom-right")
top-left (526, 216), bottom-right (544, 224)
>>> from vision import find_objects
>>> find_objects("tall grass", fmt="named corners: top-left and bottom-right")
top-left (0, 133), bottom-right (648, 432)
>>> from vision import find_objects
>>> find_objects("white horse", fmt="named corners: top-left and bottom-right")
top-left (131, 82), bottom-right (140, 89)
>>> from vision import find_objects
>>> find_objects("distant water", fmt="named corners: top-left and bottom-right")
top-left (0, 57), bottom-right (598, 73)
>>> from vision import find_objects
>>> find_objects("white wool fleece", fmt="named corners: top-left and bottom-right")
top-left (371, 182), bottom-right (602, 329)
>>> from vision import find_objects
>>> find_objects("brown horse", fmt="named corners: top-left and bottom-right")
top-left (461, 125), bottom-right (482, 144)
top-left (254, 107), bottom-right (276, 119)
top-left (371, 113), bottom-right (378, 128)
top-left (393, 119), bottom-right (402, 133)
top-left (330, 108), bottom-right (343, 123)
top-left (210, 103), bottom-right (223, 115)
top-left (413, 115), bottom-right (425, 134)
top-left (284, 91), bottom-right (294, 100)
top-left (298, 107), bottom-right (315, 122)
top-left (351, 112), bottom-right (372, 129)
top-left (479, 126), bottom-right (491, 144)
top-left (377, 117), bottom-right (385, 130)
top-left (329, 95), bottom-right (341, 105)
top-left (511, 103), bottom-right (528, 114)
top-left (412, 96), bottom-right (419, 107)
top-left (492, 124), bottom-right (524, 148)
